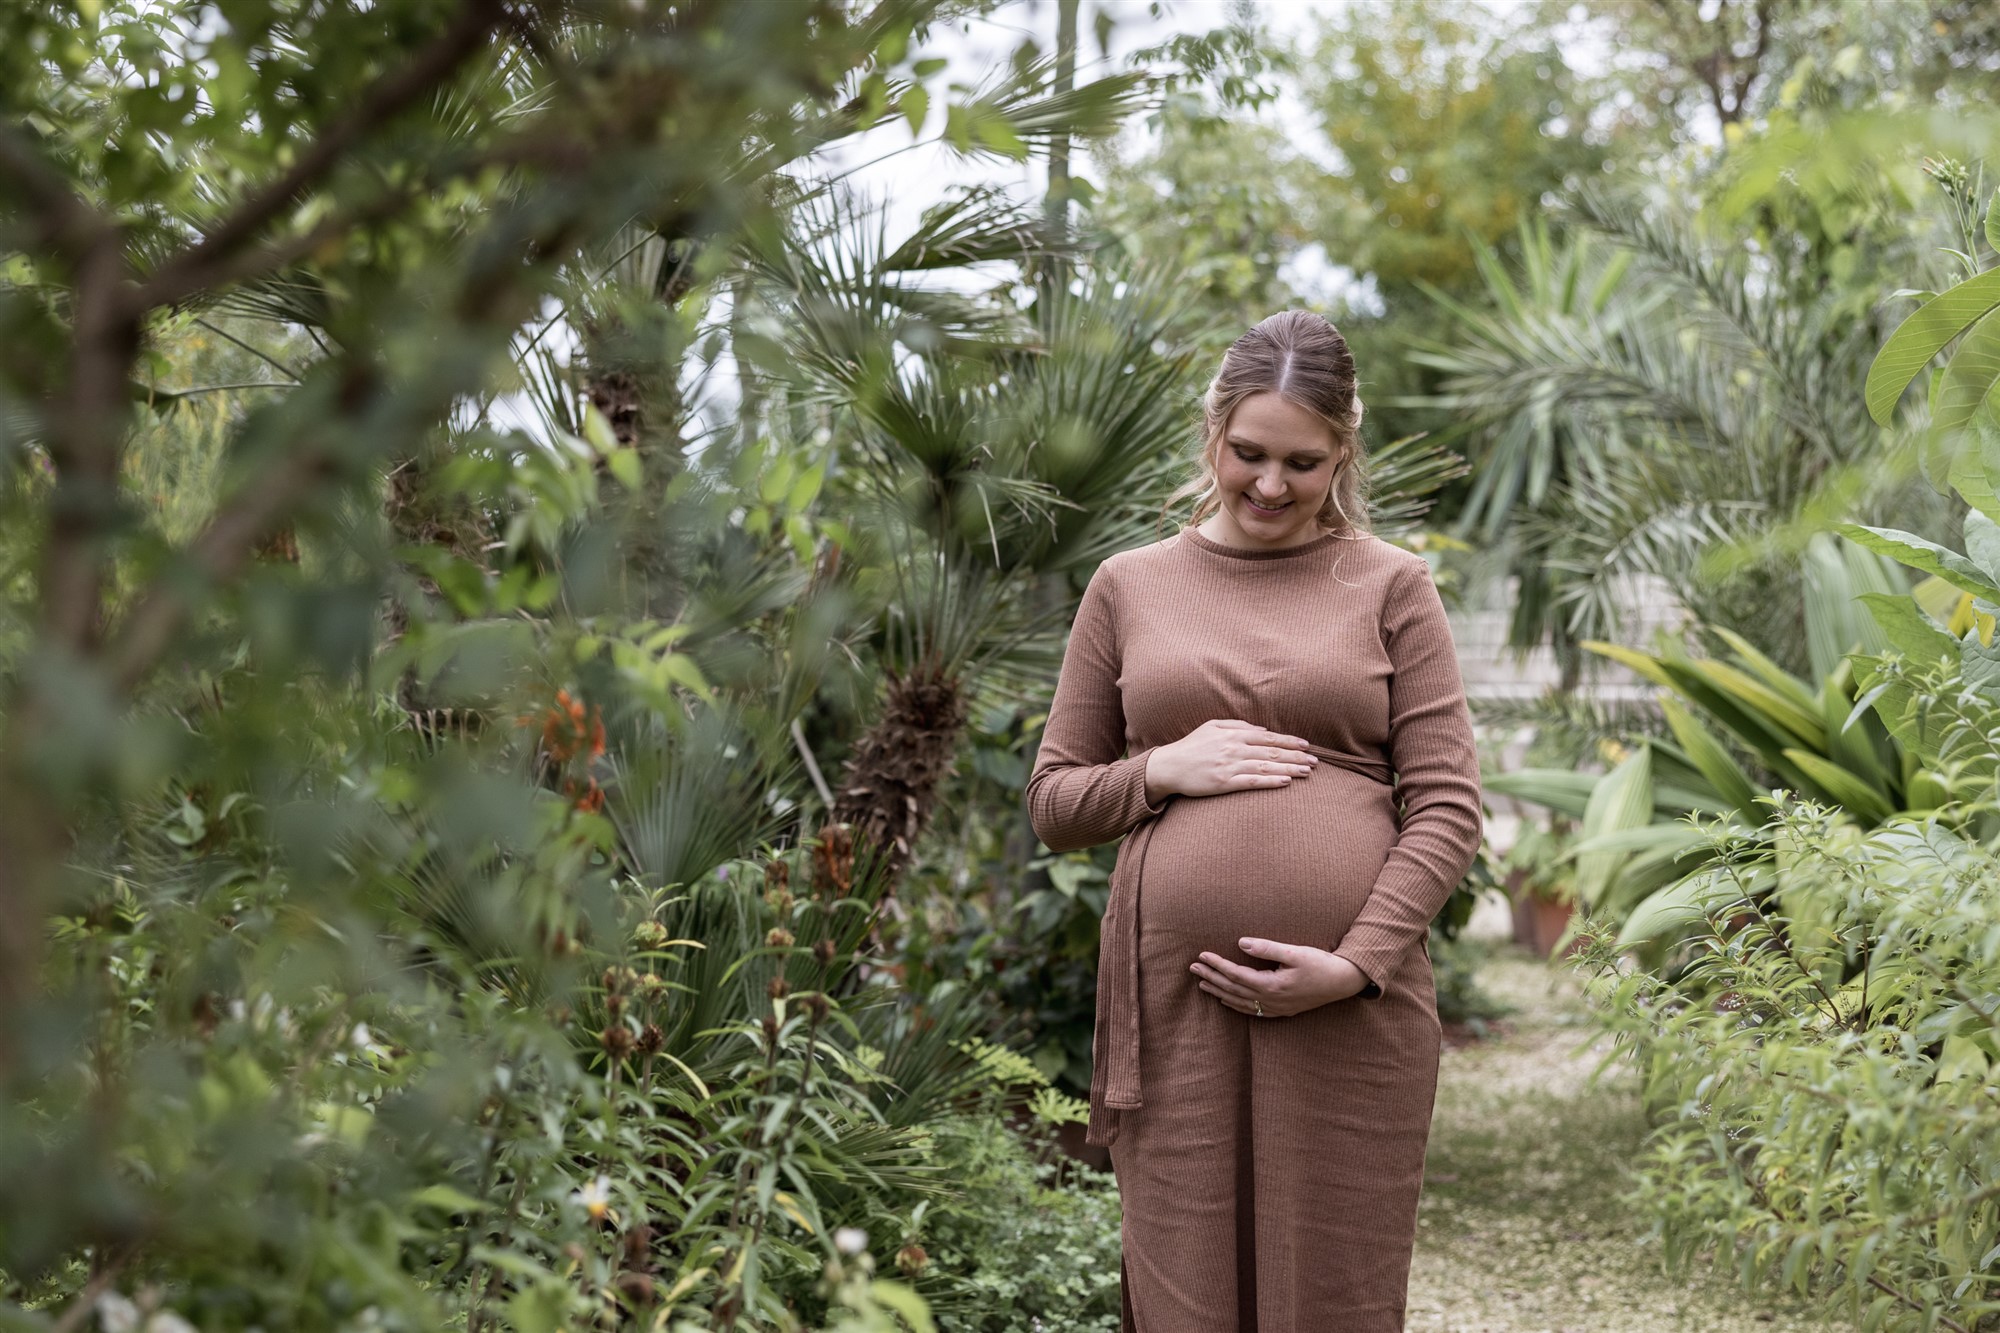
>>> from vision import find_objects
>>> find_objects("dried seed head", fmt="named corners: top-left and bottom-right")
top-left (766, 927), bottom-right (795, 949)
top-left (804, 992), bottom-right (830, 1023)
top-left (601, 1024), bottom-right (636, 1058)
top-left (812, 823), bottom-right (855, 897)
top-left (761, 1014), bottom-right (780, 1044)
top-left (622, 1223), bottom-right (655, 1269)
top-left (633, 921), bottom-right (670, 949)
top-left (813, 938), bottom-right (837, 965)
top-left (767, 976), bottom-right (792, 1000)
top-left (636, 1023), bottom-right (664, 1056)
top-left (895, 1243), bottom-right (928, 1276)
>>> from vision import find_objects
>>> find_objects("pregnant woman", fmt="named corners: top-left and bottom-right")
top-left (1025, 309), bottom-right (1484, 1331)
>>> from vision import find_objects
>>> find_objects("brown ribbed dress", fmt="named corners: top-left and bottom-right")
top-left (1025, 524), bottom-right (1484, 1333)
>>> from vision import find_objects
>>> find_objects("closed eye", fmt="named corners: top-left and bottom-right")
top-left (1233, 448), bottom-right (1321, 471)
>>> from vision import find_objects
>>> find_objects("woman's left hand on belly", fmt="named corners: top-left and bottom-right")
top-left (1189, 938), bottom-right (1370, 1017)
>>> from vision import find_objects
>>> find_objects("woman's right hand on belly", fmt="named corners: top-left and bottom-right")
top-left (1143, 719), bottom-right (1319, 804)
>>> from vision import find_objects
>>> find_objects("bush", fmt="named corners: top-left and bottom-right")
top-left (918, 1113), bottom-right (1123, 1332)
top-left (1569, 701), bottom-right (2000, 1331)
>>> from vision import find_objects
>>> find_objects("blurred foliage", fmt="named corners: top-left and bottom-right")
top-left (0, 0), bottom-right (1214, 1328)
top-left (1298, 0), bottom-right (1618, 303)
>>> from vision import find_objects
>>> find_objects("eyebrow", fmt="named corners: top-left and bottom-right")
top-left (1225, 434), bottom-right (1331, 460)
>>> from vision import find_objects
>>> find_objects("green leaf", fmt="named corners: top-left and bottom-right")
top-left (1833, 523), bottom-right (2000, 601)
top-left (1987, 186), bottom-right (2000, 257)
top-left (1660, 693), bottom-right (1762, 819)
top-left (900, 84), bottom-right (928, 137)
top-left (1711, 625), bottom-right (1819, 714)
top-left (1481, 768), bottom-right (1598, 820)
top-left (1615, 869), bottom-right (1740, 948)
top-left (788, 460), bottom-right (826, 511)
top-left (1780, 748), bottom-right (1895, 823)
top-left (1575, 744), bottom-right (1653, 908)
top-left (1856, 592), bottom-right (1959, 663)
top-left (408, 1185), bottom-right (490, 1214)
top-left (605, 447), bottom-right (642, 492)
top-left (1679, 657), bottom-right (1826, 751)
top-left (867, 1280), bottom-right (938, 1333)
top-left (1936, 311), bottom-right (2000, 517)
top-left (1965, 508), bottom-right (2000, 588)
top-left (1865, 267), bottom-right (2000, 425)
top-left (1580, 639), bottom-right (1676, 690)
top-left (579, 402), bottom-right (619, 457)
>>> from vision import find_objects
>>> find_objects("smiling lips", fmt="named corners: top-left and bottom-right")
top-left (1244, 495), bottom-right (1291, 515)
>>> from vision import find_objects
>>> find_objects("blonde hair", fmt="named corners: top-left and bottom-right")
top-left (1157, 309), bottom-right (1373, 540)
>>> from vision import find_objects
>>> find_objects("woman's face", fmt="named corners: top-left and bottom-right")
top-left (1208, 391), bottom-right (1342, 549)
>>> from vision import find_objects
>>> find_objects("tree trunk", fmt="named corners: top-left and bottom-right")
top-left (830, 658), bottom-right (967, 892)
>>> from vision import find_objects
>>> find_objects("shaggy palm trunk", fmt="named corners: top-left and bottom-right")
top-left (830, 657), bottom-right (967, 893)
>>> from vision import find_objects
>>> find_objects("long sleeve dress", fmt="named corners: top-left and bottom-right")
top-left (1025, 524), bottom-right (1484, 1333)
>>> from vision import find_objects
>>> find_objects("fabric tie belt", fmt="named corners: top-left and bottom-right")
top-left (1086, 741), bottom-right (1396, 1148)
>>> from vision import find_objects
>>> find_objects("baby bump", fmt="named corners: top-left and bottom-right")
top-left (1137, 765), bottom-right (1400, 951)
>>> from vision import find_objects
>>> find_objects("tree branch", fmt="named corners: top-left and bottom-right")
top-left (129, 0), bottom-right (513, 313)
top-left (0, 122), bottom-right (113, 260)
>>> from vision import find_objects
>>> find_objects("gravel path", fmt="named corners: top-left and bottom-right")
top-left (1405, 946), bottom-right (1840, 1333)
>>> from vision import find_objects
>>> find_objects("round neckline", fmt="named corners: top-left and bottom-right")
top-left (1180, 523), bottom-right (1350, 561)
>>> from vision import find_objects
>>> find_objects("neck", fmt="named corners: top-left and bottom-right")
top-left (1198, 510), bottom-right (1334, 551)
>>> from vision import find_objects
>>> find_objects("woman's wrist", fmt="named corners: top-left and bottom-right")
top-left (1142, 748), bottom-right (1171, 807)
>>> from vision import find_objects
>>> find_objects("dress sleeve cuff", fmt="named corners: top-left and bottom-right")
top-left (1131, 746), bottom-right (1167, 817)
top-left (1332, 939), bottom-right (1394, 1000)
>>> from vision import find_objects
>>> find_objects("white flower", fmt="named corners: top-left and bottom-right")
top-left (833, 1226), bottom-right (868, 1256)
top-left (350, 1022), bottom-right (372, 1049)
top-left (145, 1313), bottom-right (197, 1333)
top-left (573, 1174), bottom-right (611, 1221)
top-left (95, 1292), bottom-right (140, 1333)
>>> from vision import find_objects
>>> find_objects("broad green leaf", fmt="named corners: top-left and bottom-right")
top-left (1780, 748), bottom-right (1894, 823)
top-left (1680, 658), bottom-right (1826, 750)
top-left (1660, 693), bottom-right (1762, 818)
top-left (1615, 870), bottom-right (1741, 948)
top-left (1818, 670), bottom-right (1889, 792)
top-left (1833, 523), bottom-right (2000, 601)
top-left (1939, 319), bottom-right (2000, 518)
top-left (1965, 508), bottom-right (2000, 589)
top-left (1855, 592), bottom-right (1959, 663)
top-left (1865, 267), bottom-right (2000, 424)
top-left (1482, 768), bottom-right (1597, 819)
top-left (1712, 626), bottom-right (1818, 713)
top-left (1580, 639), bottom-right (1675, 690)
top-left (1575, 744), bottom-right (1652, 907)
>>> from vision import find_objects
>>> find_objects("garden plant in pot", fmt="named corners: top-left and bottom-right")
top-left (1500, 816), bottom-right (1581, 957)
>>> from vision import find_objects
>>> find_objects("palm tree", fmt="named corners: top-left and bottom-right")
top-left (1405, 191), bottom-right (1953, 684)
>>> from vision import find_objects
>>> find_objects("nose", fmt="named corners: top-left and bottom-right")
top-left (1254, 471), bottom-right (1287, 498)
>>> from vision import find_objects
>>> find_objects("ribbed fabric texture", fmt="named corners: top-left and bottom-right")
top-left (1024, 523), bottom-right (1484, 1332)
